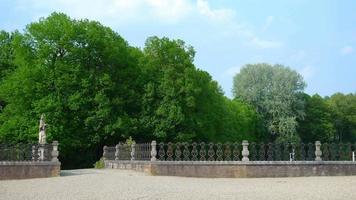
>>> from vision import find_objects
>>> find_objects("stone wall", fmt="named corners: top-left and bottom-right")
top-left (105, 160), bottom-right (356, 178)
top-left (0, 161), bottom-right (61, 180)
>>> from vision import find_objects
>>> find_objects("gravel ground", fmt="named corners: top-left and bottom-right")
top-left (1, 169), bottom-right (356, 200)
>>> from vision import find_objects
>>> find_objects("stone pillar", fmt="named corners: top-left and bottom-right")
top-left (51, 141), bottom-right (59, 162)
top-left (103, 145), bottom-right (108, 160)
top-left (315, 141), bottom-right (322, 161)
top-left (115, 144), bottom-right (120, 160)
top-left (242, 140), bottom-right (249, 162)
top-left (151, 140), bottom-right (157, 161)
top-left (38, 144), bottom-right (45, 161)
top-left (131, 143), bottom-right (135, 161)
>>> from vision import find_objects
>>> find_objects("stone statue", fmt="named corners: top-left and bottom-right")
top-left (38, 114), bottom-right (47, 144)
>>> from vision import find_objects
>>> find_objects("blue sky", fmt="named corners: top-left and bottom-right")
top-left (1, 0), bottom-right (355, 97)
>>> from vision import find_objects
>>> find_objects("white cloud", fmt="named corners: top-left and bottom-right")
top-left (145, 0), bottom-right (193, 22)
top-left (341, 45), bottom-right (354, 55)
top-left (15, 0), bottom-right (282, 49)
top-left (194, 1), bottom-right (282, 49)
top-left (196, 0), bottom-right (234, 22)
top-left (17, 0), bottom-right (193, 24)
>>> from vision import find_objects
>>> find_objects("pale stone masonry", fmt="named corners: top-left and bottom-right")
top-left (242, 140), bottom-right (249, 161)
top-left (315, 141), bottom-right (322, 161)
top-left (104, 140), bottom-right (356, 178)
top-left (51, 141), bottom-right (59, 162)
top-left (130, 143), bottom-right (135, 161)
top-left (151, 141), bottom-right (157, 161)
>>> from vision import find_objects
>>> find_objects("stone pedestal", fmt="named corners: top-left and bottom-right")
top-left (51, 141), bottom-right (59, 162)
top-left (131, 143), bottom-right (135, 161)
top-left (115, 144), bottom-right (120, 160)
top-left (151, 141), bottom-right (157, 161)
top-left (38, 145), bottom-right (45, 161)
top-left (242, 140), bottom-right (249, 162)
top-left (315, 141), bottom-right (322, 161)
top-left (103, 146), bottom-right (108, 160)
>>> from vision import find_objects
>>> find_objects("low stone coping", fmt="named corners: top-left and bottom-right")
top-left (0, 161), bottom-right (61, 180)
top-left (107, 160), bottom-right (356, 165)
top-left (0, 161), bottom-right (60, 166)
top-left (105, 160), bottom-right (356, 177)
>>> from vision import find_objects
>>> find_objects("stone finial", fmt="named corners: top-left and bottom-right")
top-left (103, 145), bottom-right (108, 160)
top-left (151, 140), bottom-right (157, 161)
top-left (115, 144), bottom-right (120, 160)
top-left (315, 141), bottom-right (322, 161)
top-left (242, 140), bottom-right (249, 161)
top-left (131, 143), bottom-right (135, 161)
top-left (38, 114), bottom-right (47, 144)
top-left (51, 141), bottom-right (59, 162)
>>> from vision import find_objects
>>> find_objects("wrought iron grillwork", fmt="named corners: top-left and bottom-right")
top-left (322, 142), bottom-right (355, 161)
top-left (251, 142), bottom-right (312, 161)
top-left (0, 143), bottom-right (53, 161)
top-left (135, 143), bottom-right (151, 161)
top-left (199, 142), bottom-right (206, 161)
top-left (105, 141), bottom-right (356, 161)
top-left (107, 146), bottom-right (117, 160)
top-left (115, 143), bottom-right (131, 160)
top-left (109, 143), bottom-right (151, 161)
top-left (155, 142), bottom-right (242, 161)
top-left (191, 143), bottom-right (198, 161)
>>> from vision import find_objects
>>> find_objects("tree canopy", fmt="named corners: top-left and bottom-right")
top-left (0, 13), bottom-right (355, 168)
top-left (233, 63), bottom-right (306, 142)
top-left (0, 13), bottom-right (261, 168)
top-left (297, 94), bottom-right (335, 142)
top-left (327, 93), bottom-right (356, 142)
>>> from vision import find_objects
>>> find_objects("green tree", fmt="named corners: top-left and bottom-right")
top-left (0, 31), bottom-right (17, 78)
top-left (298, 94), bottom-right (335, 142)
top-left (232, 63), bottom-right (306, 143)
top-left (139, 37), bottom-right (260, 142)
top-left (217, 98), bottom-right (265, 142)
top-left (0, 13), bottom-right (142, 168)
top-left (327, 93), bottom-right (356, 142)
top-left (0, 31), bottom-right (18, 109)
top-left (0, 13), bottom-right (268, 168)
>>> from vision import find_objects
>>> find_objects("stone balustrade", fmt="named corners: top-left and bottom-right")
top-left (0, 141), bottom-right (61, 179)
top-left (103, 140), bottom-right (356, 162)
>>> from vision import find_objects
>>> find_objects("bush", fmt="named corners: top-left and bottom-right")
top-left (93, 157), bottom-right (105, 169)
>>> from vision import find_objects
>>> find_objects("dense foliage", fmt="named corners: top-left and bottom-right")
top-left (298, 93), bottom-right (356, 143)
top-left (297, 94), bottom-right (335, 142)
top-left (0, 13), bottom-right (260, 168)
top-left (0, 13), bottom-right (355, 168)
top-left (233, 63), bottom-right (306, 143)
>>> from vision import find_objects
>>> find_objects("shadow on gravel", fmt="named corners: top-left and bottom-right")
top-left (60, 169), bottom-right (98, 177)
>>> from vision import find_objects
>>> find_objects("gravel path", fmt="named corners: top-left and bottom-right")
top-left (1, 169), bottom-right (356, 200)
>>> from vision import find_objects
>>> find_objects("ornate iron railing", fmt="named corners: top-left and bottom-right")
top-left (103, 143), bottom-right (151, 161)
top-left (321, 142), bottom-right (356, 161)
top-left (103, 146), bottom-right (116, 160)
top-left (103, 141), bottom-right (356, 162)
top-left (117, 143), bottom-right (131, 160)
top-left (135, 143), bottom-right (151, 161)
top-left (0, 143), bottom-right (53, 161)
top-left (157, 142), bottom-right (242, 161)
top-left (249, 142), bottom-right (316, 161)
